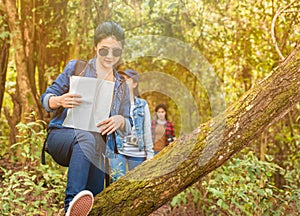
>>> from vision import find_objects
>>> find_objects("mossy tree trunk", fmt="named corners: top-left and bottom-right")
top-left (90, 45), bottom-right (300, 215)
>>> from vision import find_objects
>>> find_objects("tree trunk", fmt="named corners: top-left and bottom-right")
top-left (3, 0), bottom-right (40, 122)
top-left (35, 0), bottom-right (69, 121)
top-left (90, 45), bottom-right (300, 215)
top-left (0, 9), bottom-right (10, 115)
top-left (71, 0), bottom-right (89, 58)
top-left (21, 0), bottom-right (38, 101)
top-left (93, 0), bottom-right (111, 27)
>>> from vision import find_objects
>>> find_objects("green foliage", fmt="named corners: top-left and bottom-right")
top-left (0, 117), bottom-right (10, 157)
top-left (12, 116), bottom-right (46, 163)
top-left (271, 115), bottom-right (300, 190)
top-left (0, 166), bottom-right (66, 215)
top-left (0, 13), bottom-right (10, 40)
top-left (0, 116), bottom-right (67, 215)
top-left (110, 162), bottom-right (125, 182)
top-left (171, 150), bottom-right (300, 215)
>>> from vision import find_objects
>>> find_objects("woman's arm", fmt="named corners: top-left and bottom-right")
top-left (40, 60), bottom-right (77, 112)
top-left (143, 103), bottom-right (154, 159)
top-left (48, 93), bottom-right (81, 110)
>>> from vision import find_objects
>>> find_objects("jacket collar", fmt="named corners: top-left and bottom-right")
top-left (134, 96), bottom-right (145, 108)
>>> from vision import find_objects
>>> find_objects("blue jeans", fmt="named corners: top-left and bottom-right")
top-left (110, 154), bottom-right (145, 182)
top-left (47, 128), bottom-right (105, 212)
top-left (154, 150), bottom-right (160, 155)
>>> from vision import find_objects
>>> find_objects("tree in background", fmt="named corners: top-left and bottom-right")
top-left (0, 7), bottom-right (9, 115)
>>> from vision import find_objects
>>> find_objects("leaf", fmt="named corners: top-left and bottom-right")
top-left (168, 3), bottom-right (177, 10)
top-left (208, 188), bottom-right (223, 198)
top-left (149, 0), bottom-right (155, 10)
top-left (257, 189), bottom-right (265, 196)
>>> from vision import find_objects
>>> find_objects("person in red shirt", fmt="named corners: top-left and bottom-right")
top-left (151, 103), bottom-right (175, 154)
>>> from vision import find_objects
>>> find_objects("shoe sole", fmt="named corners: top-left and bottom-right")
top-left (67, 192), bottom-right (94, 216)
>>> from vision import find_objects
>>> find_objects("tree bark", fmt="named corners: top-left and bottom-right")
top-left (35, 0), bottom-right (69, 121)
top-left (2, 0), bottom-right (40, 122)
top-left (0, 9), bottom-right (10, 115)
top-left (70, 0), bottom-right (91, 59)
top-left (21, 0), bottom-right (37, 100)
top-left (90, 45), bottom-right (300, 215)
top-left (93, 0), bottom-right (111, 27)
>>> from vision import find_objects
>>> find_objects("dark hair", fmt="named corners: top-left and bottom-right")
top-left (119, 73), bottom-right (140, 97)
top-left (155, 103), bottom-right (168, 120)
top-left (133, 80), bottom-right (140, 97)
top-left (94, 21), bottom-right (125, 47)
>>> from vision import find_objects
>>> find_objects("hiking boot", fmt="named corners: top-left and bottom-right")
top-left (66, 190), bottom-right (94, 216)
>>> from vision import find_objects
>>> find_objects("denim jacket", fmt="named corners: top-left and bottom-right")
top-left (116, 97), bottom-right (154, 158)
top-left (40, 58), bottom-right (132, 157)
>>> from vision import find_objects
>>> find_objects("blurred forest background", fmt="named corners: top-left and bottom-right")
top-left (0, 0), bottom-right (300, 215)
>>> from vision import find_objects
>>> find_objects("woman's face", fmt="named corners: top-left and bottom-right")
top-left (123, 75), bottom-right (137, 96)
top-left (156, 108), bottom-right (166, 120)
top-left (95, 36), bottom-right (123, 70)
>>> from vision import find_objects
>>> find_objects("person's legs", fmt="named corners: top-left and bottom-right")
top-left (47, 128), bottom-right (76, 167)
top-left (127, 156), bottom-right (145, 171)
top-left (86, 134), bottom-right (106, 195)
top-left (85, 160), bottom-right (105, 196)
top-left (64, 141), bottom-right (92, 212)
top-left (110, 154), bottom-right (127, 182)
top-left (47, 129), bottom-right (102, 212)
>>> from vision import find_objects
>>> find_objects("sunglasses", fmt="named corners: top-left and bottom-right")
top-left (98, 47), bottom-right (122, 57)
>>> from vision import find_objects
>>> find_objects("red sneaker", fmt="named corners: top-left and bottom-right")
top-left (66, 190), bottom-right (94, 216)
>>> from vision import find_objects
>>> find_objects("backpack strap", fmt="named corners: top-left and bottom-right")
top-left (41, 128), bottom-right (51, 165)
top-left (41, 133), bottom-right (48, 165)
top-left (74, 59), bottom-right (88, 76)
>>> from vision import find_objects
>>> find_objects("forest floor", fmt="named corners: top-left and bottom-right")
top-left (0, 156), bottom-right (203, 216)
top-left (0, 156), bottom-right (24, 184)
top-left (150, 203), bottom-right (203, 216)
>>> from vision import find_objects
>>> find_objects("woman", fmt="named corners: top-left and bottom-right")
top-left (110, 69), bottom-right (154, 181)
top-left (151, 103), bottom-right (175, 155)
top-left (40, 21), bottom-right (131, 216)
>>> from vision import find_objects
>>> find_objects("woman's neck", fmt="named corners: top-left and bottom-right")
top-left (130, 95), bottom-right (135, 102)
top-left (157, 119), bottom-right (166, 124)
top-left (130, 89), bottom-right (135, 102)
top-left (96, 61), bottom-right (114, 81)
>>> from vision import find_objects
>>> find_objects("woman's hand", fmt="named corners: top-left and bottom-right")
top-left (49, 93), bottom-right (82, 109)
top-left (97, 115), bottom-right (125, 135)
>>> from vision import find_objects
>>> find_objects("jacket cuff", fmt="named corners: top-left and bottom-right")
top-left (43, 93), bottom-right (56, 112)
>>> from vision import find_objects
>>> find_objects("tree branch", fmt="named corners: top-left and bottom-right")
top-left (90, 44), bottom-right (300, 216)
top-left (271, 1), bottom-right (299, 61)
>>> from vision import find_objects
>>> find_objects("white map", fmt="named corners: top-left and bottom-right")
top-left (63, 76), bottom-right (114, 132)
